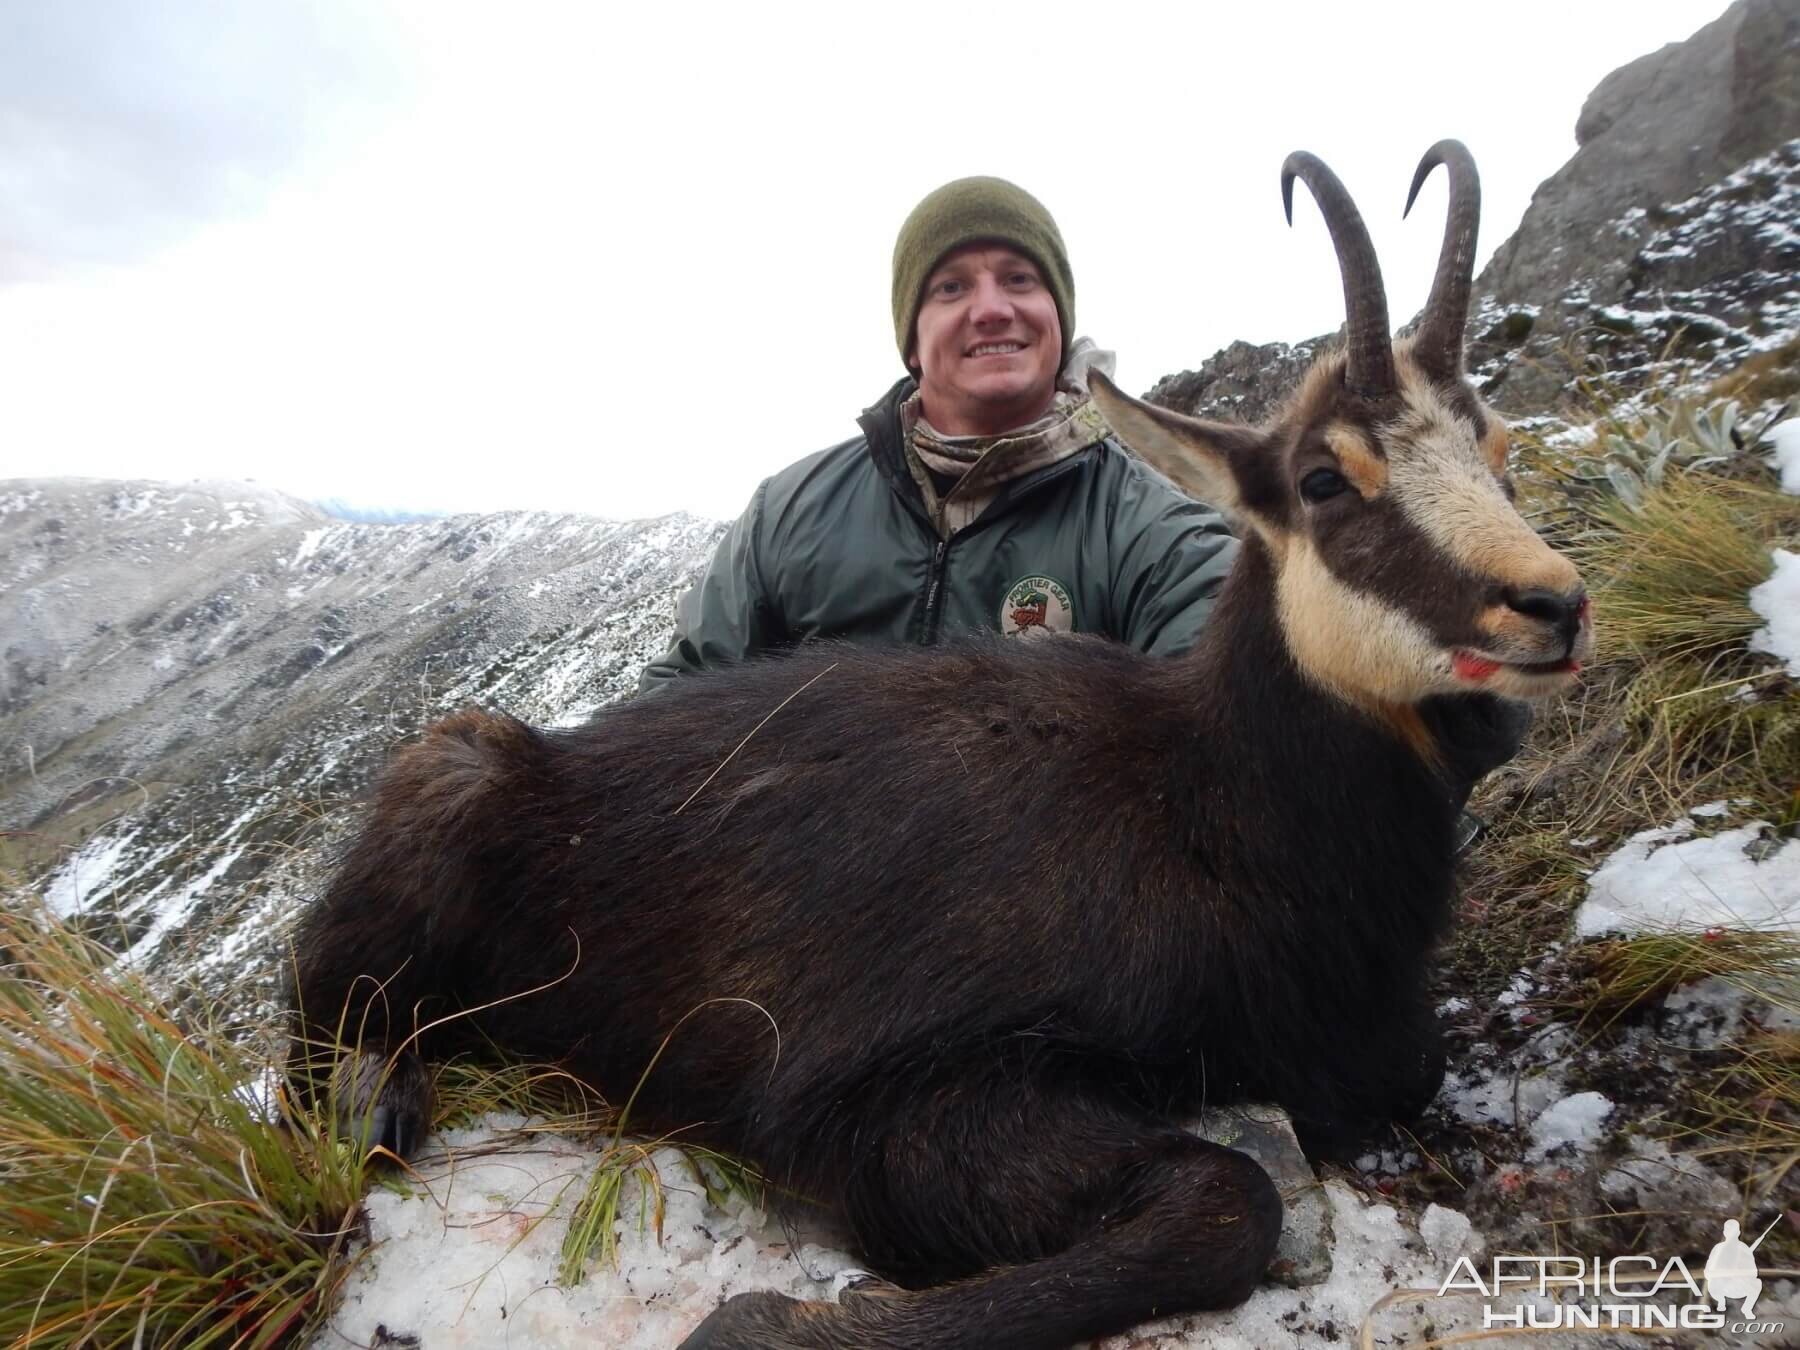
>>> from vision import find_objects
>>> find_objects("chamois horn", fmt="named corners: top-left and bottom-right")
top-left (1404, 139), bottom-right (1481, 381)
top-left (1282, 151), bottom-right (1395, 401)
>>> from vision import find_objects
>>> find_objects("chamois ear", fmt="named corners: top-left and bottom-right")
top-left (1089, 369), bottom-right (1251, 513)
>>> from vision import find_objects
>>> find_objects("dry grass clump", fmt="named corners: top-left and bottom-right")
top-left (1572, 475), bottom-right (1783, 663)
top-left (0, 889), bottom-right (737, 1344)
top-left (0, 900), bottom-right (368, 1349)
top-left (1687, 1027), bottom-right (1800, 1186)
top-left (1558, 930), bottom-right (1800, 1030)
top-left (1707, 334), bottom-right (1800, 406)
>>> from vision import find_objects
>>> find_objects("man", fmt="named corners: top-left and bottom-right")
top-left (637, 176), bottom-right (1524, 821)
top-left (638, 176), bottom-right (1237, 688)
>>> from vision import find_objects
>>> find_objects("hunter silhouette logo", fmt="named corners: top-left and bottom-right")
top-left (1706, 1216), bottom-right (1778, 1318)
top-left (1001, 575), bottom-right (1073, 637)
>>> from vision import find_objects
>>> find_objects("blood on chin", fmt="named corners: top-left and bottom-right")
top-left (1451, 650), bottom-right (1583, 686)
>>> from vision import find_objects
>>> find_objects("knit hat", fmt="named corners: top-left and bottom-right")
top-left (891, 176), bottom-right (1075, 370)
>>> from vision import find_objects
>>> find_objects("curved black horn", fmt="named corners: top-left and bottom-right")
top-left (1404, 139), bottom-right (1480, 381)
top-left (1281, 151), bottom-right (1395, 400)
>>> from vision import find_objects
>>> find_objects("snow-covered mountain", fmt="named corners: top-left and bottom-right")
top-left (3, 476), bottom-right (721, 1000)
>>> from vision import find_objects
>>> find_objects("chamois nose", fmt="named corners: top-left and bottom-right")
top-left (1503, 585), bottom-right (1588, 646)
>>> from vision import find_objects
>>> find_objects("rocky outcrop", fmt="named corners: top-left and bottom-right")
top-left (1481, 0), bottom-right (1800, 307)
top-left (1152, 0), bottom-right (1800, 424)
top-left (1146, 338), bottom-right (1324, 425)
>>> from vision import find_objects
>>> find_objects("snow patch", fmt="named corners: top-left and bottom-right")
top-left (319, 1124), bottom-right (1485, 1350)
top-left (1768, 419), bottom-right (1800, 494)
top-left (1749, 548), bottom-right (1800, 675)
top-left (1574, 816), bottom-right (1800, 937)
top-left (1417, 1204), bottom-right (1479, 1264)
top-left (43, 832), bottom-right (138, 916)
top-left (1526, 1091), bottom-right (1613, 1161)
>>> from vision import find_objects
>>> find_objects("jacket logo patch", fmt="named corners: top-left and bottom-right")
top-left (1001, 575), bottom-right (1075, 637)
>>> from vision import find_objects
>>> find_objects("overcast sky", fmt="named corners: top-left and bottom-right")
top-left (2, 0), bottom-right (1731, 521)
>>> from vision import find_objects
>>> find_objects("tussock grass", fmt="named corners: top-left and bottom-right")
top-left (1688, 1028), bottom-right (1800, 1191)
top-left (0, 876), bottom-right (775, 1335)
top-left (1572, 475), bottom-right (1780, 664)
top-left (1458, 458), bottom-right (1799, 987)
top-left (0, 900), bottom-right (367, 1349)
top-left (1707, 333), bottom-right (1800, 406)
top-left (1558, 930), bottom-right (1800, 1030)
top-left (1450, 382), bottom-right (1800, 1245)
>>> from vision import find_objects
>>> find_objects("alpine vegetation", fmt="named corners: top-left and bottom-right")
top-left (287, 143), bottom-right (1591, 1350)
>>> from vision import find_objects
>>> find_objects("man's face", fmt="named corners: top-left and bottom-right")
top-left (910, 244), bottom-right (1062, 437)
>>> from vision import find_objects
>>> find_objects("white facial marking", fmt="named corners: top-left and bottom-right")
top-left (1386, 381), bottom-right (1580, 593)
top-left (1276, 534), bottom-right (1453, 705)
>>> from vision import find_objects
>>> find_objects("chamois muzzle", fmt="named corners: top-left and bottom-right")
top-left (1282, 151), bottom-right (1395, 401)
top-left (1405, 139), bottom-right (1481, 382)
top-left (1502, 585), bottom-right (1589, 654)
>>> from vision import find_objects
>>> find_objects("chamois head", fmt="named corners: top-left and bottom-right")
top-left (1092, 141), bottom-right (1591, 708)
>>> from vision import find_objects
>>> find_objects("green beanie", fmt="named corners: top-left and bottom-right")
top-left (891, 176), bottom-right (1075, 370)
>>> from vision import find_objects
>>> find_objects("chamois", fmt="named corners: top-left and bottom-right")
top-left (289, 142), bottom-right (1590, 1350)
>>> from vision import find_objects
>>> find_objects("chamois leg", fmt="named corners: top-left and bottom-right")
top-left (285, 944), bottom-right (439, 1157)
top-left (678, 1085), bottom-right (1282, 1350)
top-left (284, 863), bottom-right (450, 1156)
top-left (284, 711), bottom-right (541, 1154)
top-left (1290, 995), bottom-right (1446, 1161)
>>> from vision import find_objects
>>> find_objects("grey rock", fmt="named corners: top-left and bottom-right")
top-left (1193, 1105), bottom-right (1333, 1288)
top-left (1484, 0), bottom-right (1800, 308)
top-left (1134, 2), bottom-right (1800, 427)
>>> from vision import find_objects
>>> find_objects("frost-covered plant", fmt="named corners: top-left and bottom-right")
top-left (1562, 398), bottom-right (1782, 511)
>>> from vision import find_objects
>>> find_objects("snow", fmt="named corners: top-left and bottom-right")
top-left (1574, 816), bottom-right (1800, 937)
top-left (315, 1122), bottom-right (1485, 1350)
top-left (289, 527), bottom-right (332, 568)
top-left (1750, 548), bottom-right (1800, 675)
top-left (318, 1122), bottom-right (859, 1350)
top-left (1526, 1091), bottom-right (1614, 1161)
top-left (1778, 423), bottom-right (1800, 496)
top-left (1440, 1060), bottom-right (1566, 1130)
top-left (1417, 1205), bottom-right (1479, 1264)
top-left (43, 831), bottom-right (138, 917)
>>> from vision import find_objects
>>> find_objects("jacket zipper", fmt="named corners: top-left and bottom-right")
top-left (921, 539), bottom-right (950, 644)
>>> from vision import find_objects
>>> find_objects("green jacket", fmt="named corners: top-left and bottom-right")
top-left (639, 377), bottom-right (1239, 691)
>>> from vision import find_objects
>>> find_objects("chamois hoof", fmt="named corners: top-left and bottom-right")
top-left (331, 1046), bottom-right (433, 1159)
top-left (676, 1291), bottom-right (832, 1350)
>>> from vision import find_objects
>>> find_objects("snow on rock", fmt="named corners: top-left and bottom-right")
top-left (1750, 547), bottom-right (1800, 676)
top-left (318, 1117), bottom-right (1486, 1350)
top-left (1597, 1137), bottom-right (1739, 1220)
top-left (1768, 418), bottom-right (1800, 494)
top-left (1448, 1064), bottom-right (1565, 1132)
top-left (1574, 816), bottom-right (1800, 937)
top-left (1417, 1205), bottom-right (1479, 1265)
top-left (1526, 1091), bottom-right (1614, 1162)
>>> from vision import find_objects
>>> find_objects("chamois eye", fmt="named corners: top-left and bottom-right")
top-left (1300, 468), bottom-right (1349, 503)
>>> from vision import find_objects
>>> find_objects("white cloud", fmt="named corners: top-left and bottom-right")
top-left (1, 0), bottom-right (1733, 521)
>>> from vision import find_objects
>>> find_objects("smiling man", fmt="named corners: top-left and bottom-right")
top-left (638, 175), bottom-right (1241, 685)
